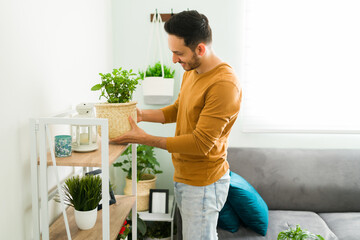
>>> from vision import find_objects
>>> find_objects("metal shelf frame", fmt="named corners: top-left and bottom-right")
top-left (30, 112), bottom-right (138, 240)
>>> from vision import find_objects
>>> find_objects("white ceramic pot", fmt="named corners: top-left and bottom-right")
top-left (143, 77), bottom-right (174, 105)
top-left (74, 208), bottom-right (98, 230)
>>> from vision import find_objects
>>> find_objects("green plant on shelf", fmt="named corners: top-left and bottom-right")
top-left (91, 67), bottom-right (141, 103)
top-left (57, 174), bottom-right (102, 211)
top-left (113, 144), bottom-right (162, 181)
top-left (145, 221), bottom-right (172, 239)
top-left (139, 61), bottom-right (175, 79)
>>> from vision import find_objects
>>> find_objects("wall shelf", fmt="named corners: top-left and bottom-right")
top-left (38, 142), bottom-right (128, 167)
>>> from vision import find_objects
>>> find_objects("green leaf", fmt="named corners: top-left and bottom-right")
top-left (91, 84), bottom-right (102, 91)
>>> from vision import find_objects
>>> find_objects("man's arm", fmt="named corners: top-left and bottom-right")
top-left (138, 108), bottom-right (165, 123)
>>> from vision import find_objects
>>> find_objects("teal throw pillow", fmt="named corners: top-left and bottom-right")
top-left (227, 171), bottom-right (269, 236)
top-left (218, 201), bottom-right (242, 233)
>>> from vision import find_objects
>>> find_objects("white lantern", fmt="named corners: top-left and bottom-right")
top-left (71, 103), bottom-right (98, 152)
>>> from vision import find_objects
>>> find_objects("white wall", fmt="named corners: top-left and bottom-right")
top-left (0, 0), bottom-right (113, 239)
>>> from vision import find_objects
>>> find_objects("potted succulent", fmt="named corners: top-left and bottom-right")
top-left (57, 174), bottom-right (102, 230)
top-left (113, 145), bottom-right (162, 211)
top-left (277, 225), bottom-right (325, 240)
top-left (140, 62), bottom-right (175, 105)
top-left (91, 67), bottom-right (141, 139)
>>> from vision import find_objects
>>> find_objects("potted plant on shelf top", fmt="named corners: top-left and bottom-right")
top-left (113, 144), bottom-right (163, 211)
top-left (91, 67), bottom-right (141, 139)
top-left (57, 174), bottom-right (102, 230)
top-left (140, 61), bottom-right (175, 105)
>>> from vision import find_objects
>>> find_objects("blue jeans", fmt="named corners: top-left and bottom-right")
top-left (174, 170), bottom-right (230, 240)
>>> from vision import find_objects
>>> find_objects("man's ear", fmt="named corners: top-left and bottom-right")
top-left (196, 43), bottom-right (207, 57)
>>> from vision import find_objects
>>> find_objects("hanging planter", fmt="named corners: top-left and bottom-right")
top-left (141, 62), bottom-right (175, 105)
top-left (142, 12), bottom-right (175, 105)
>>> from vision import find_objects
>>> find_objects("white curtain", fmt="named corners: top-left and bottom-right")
top-left (242, 0), bottom-right (360, 133)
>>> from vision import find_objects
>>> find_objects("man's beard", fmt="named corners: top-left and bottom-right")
top-left (180, 52), bottom-right (201, 71)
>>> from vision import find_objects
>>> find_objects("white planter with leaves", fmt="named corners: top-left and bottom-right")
top-left (74, 208), bottom-right (98, 230)
top-left (143, 77), bottom-right (174, 105)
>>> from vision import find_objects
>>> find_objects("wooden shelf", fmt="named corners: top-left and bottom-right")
top-left (48, 195), bottom-right (135, 240)
top-left (38, 142), bottom-right (128, 167)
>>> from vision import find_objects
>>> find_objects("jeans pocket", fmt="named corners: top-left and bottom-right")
top-left (215, 179), bottom-right (230, 211)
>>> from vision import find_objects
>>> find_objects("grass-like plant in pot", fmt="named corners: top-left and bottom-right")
top-left (277, 225), bottom-right (325, 240)
top-left (59, 174), bottom-right (102, 230)
top-left (113, 145), bottom-right (162, 211)
top-left (139, 61), bottom-right (175, 105)
top-left (139, 61), bottom-right (175, 79)
top-left (91, 67), bottom-right (141, 139)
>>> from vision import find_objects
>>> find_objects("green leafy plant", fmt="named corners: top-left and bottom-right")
top-left (145, 221), bottom-right (172, 239)
top-left (58, 175), bottom-right (102, 211)
top-left (91, 67), bottom-right (141, 103)
top-left (126, 211), bottom-right (147, 240)
top-left (139, 61), bottom-right (175, 79)
top-left (277, 225), bottom-right (325, 240)
top-left (113, 145), bottom-right (162, 181)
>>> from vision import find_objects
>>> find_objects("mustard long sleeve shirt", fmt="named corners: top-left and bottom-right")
top-left (161, 63), bottom-right (242, 186)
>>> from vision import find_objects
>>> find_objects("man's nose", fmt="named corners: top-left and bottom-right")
top-left (172, 54), bottom-right (179, 63)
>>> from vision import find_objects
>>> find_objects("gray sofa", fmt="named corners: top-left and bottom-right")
top-left (217, 147), bottom-right (360, 240)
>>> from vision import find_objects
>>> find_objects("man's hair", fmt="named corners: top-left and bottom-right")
top-left (164, 10), bottom-right (212, 51)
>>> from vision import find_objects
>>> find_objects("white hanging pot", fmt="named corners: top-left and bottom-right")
top-left (143, 77), bottom-right (174, 105)
top-left (74, 208), bottom-right (98, 230)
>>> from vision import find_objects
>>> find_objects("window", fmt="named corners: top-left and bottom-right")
top-left (242, 0), bottom-right (360, 133)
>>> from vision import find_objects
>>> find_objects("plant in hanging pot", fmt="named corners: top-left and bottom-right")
top-left (140, 62), bottom-right (175, 105)
top-left (113, 144), bottom-right (163, 211)
top-left (91, 67), bottom-right (141, 139)
top-left (57, 174), bottom-right (102, 230)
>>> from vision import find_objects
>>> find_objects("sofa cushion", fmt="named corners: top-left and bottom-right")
top-left (227, 148), bottom-right (360, 213)
top-left (227, 171), bottom-right (269, 236)
top-left (218, 210), bottom-right (338, 240)
top-left (320, 212), bottom-right (360, 240)
top-left (218, 201), bottom-right (242, 233)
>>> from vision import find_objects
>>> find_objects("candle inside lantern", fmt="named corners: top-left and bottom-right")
top-left (80, 133), bottom-right (89, 145)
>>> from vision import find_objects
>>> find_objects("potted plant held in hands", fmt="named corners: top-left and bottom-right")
top-left (91, 67), bottom-right (141, 139)
top-left (140, 61), bottom-right (175, 105)
top-left (57, 174), bottom-right (102, 230)
top-left (113, 145), bottom-right (162, 211)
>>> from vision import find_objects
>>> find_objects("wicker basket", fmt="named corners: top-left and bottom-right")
top-left (123, 174), bottom-right (157, 211)
top-left (94, 102), bottom-right (137, 139)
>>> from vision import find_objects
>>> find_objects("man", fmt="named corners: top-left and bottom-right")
top-left (112, 10), bottom-right (242, 240)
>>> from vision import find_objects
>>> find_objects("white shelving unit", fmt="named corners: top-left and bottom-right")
top-left (30, 111), bottom-right (138, 240)
top-left (138, 195), bottom-right (177, 240)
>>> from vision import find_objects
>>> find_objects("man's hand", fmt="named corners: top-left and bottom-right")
top-left (110, 116), bottom-right (147, 145)
top-left (109, 115), bottom-right (168, 150)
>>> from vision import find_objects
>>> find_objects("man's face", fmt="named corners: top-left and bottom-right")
top-left (168, 34), bottom-right (201, 71)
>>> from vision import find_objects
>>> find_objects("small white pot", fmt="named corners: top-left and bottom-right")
top-left (74, 208), bottom-right (98, 230)
top-left (143, 77), bottom-right (174, 105)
